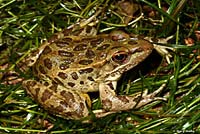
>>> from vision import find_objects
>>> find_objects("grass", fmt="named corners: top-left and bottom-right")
top-left (0, 0), bottom-right (200, 133)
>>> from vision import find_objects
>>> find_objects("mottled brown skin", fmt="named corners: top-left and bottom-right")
top-left (22, 19), bottom-right (165, 120)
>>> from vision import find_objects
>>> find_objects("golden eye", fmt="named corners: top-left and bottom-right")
top-left (112, 51), bottom-right (128, 63)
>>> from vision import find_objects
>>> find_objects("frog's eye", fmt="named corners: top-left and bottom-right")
top-left (112, 51), bottom-right (128, 63)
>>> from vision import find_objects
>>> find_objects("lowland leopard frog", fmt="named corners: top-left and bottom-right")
top-left (21, 11), bottom-right (166, 120)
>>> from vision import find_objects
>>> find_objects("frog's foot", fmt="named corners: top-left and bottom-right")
top-left (99, 83), bottom-right (166, 112)
top-left (145, 36), bottom-right (174, 64)
top-left (131, 83), bottom-right (167, 108)
top-left (23, 79), bottom-right (91, 120)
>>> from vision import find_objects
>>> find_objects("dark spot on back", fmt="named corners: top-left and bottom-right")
top-left (72, 28), bottom-right (84, 36)
top-left (128, 40), bottom-right (138, 45)
top-left (58, 72), bottom-right (68, 79)
top-left (54, 78), bottom-right (63, 85)
top-left (60, 101), bottom-right (69, 108)
top-left (43, 58), bottom-right (52, 70)
top-left (71, 72), bottom-right (78, 80)
top-left (86, 26), bottom-right (92, 33)
top-left (34, 88), bottom-right (40, 99)
top-left (111, 46), bottom-right (121, 50)
top-left (63, 28), bottom-right (73, 36)
top-left (39, 65), bottom-right (46, 74)
top-left (44, 82), bottom-right (49, 86)
top-left (79, 68), bottom-right (94, 74)
top-left (85, 49), bottom-right (95, 58)
top-left (80, 81), bottom-right (84, 85)
top-left (60, 91), bottom-right (75, 102)
top-left (63, 37), bottom-right (73, 42)
top-left (79, 59), bottom-right (93, 65)
top-left (43, 46), bottom-right (52, 55)
top-left (87, 76), bottom-right (94, 81)
top-left (41, 90), bottom-right (53, 102)
top-left (49, 81), bottom-right (58, 92)
top-left (62, 58), bottom-right (74, 64)
top-left (82, 37), bottom-right (93, 42)
top-left (55, 40), bottom-right (70, 48)
top-left (55, 105), bottom-right (65, 112)
top-left (33, 66), bottom-right (38, 75)
top-left (100, 53), bottom-right (107, 59)
top-left (90, 38), bottom-right (104, 47)
top-left (59, 63), bottom-right (69, 70)
top-left (97, 43), bottom-right (110, 50)
top-left (58, 50), bottom-right (74, 57)
top-left (68, 82), bottom-right (75, 87)
top-left (48, 35), bottom-right (58, 43)
top-left (73, 44), bottom-right (87, 51)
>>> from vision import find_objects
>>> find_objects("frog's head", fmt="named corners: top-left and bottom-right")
top-left (100, 37), bottom-right (153, 81)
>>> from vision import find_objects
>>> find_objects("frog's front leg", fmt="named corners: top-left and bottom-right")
top-left (23, 79), bottom-right (91, 120)
top-left (99, 83), bottom-right (166, 112)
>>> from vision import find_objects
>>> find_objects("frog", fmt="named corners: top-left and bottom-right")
top-left (21, 10), bottom-right (166, 120)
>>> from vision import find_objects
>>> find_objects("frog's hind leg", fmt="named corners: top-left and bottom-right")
top-left (23, 79), bottom-right (91, 120)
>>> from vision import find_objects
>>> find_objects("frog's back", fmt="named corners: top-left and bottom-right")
top-left (33, 34), bottom-right (114, 92)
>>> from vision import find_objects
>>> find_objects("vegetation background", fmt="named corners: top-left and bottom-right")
top-left (0, 0), bottom-right (199, 133)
